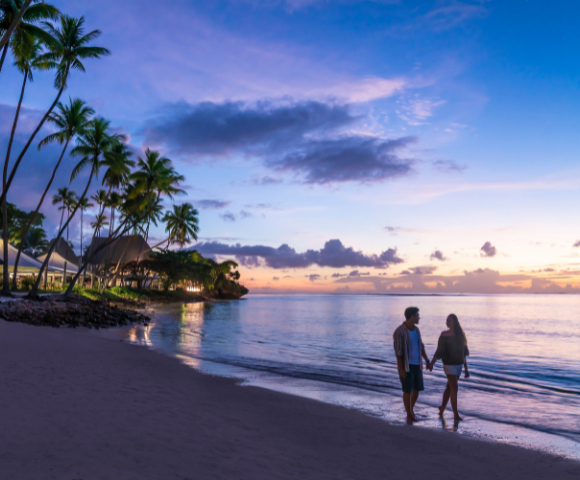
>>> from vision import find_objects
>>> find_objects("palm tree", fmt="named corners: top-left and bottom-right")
top-left (106, 191), bottom-right (121, 235)
top-left (130, 148), bottom-right (185, 207)
top-left (76, 196), bottom-right (92, 286)
top-left (1, 32), bottom-right (51, 293)
top-left (11, 98), bottom-right (93, 290)
top-left (52, 186), bottom-right (75, 233)
top-left (29, 117), bottom-right (123, 298)
top-left (90, 213), bottom-right (108, 238)
top-left (0, 0), bottom-right (58, 73)
top-left (163, 203), bottom-right (200, 248)
top-left (0, 15), bottom-right (110, 211)
top-left (24, 226), bottom-right (47, 255)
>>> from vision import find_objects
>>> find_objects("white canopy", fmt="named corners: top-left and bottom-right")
top-left (0, 240), bottom-right (64, 274)
top-left (36, 252), bottom-right (79, 274)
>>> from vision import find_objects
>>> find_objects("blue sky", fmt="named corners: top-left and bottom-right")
top-left (2, 0), bottom-right (580, 293)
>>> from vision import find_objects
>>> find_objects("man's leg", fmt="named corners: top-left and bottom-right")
top-left (411, 389), bottom-right (420, 416)
top-left (402, 392), bottom-right (416, 422)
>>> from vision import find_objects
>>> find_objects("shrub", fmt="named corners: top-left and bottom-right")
top-left (20, 276), bottom-right (37, 291)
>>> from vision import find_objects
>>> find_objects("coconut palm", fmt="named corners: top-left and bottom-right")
top-left (29, 117), bottom-right (124, 298)
top-left (163, 203), bottom-right (199, 248)
top-left (52, 186), bottom-right (75, 233)
top-left (11, 98), bottom-right (93, 290)
top-left (1, 32), bottom-right (52, 293)
top-left (90, 213), bottom-right (108, 238)
top-left (0, 15), bottom-right (111, 211)
top-left (24, 226), bottom-right (47, 255)
top-left (130, 148), bottom-right (185, 205)
top-left (105, 191), bottom-right (121, 235)
top-left (0, 0), bottom-right (58, 73)
top-left (75, 196), bottom-right (92, 286)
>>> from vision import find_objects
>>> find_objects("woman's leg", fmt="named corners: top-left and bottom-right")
top-left (439, 382), bottom-right (450, 415)
top-left (447, 374), bottom-right (462, 421)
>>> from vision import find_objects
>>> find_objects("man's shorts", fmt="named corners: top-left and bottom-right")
top-left (399, 364), bottom-right (424, 393)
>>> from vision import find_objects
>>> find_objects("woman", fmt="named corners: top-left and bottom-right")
top-left (429, 314), bottom-right (470, 421)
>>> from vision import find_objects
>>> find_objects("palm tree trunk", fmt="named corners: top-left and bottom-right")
top-left (2, 72), bottom-right (28, 294)
top-left (0, 0), bottom-right (33, 50)
top-left (29, 168), bottom-right (94, 299)
top-left (80, 208), bottom-right (85, 288)
top-left (0, 43), bottom-right (9, 76)
top-left (11, 139), bottom-right (71, 290)
top-left (62, 218), bottom-right (69, 287)
top-left (64, 200), bottom-right (160, 297)
top-left (0, 64), bottom-right (70, 209)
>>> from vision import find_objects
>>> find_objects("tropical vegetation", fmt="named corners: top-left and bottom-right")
top-left (0, 2), bottom-right (247, 299)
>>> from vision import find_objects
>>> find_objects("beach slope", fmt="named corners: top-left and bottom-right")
top-left (0, 319), bottom-right (578, 480)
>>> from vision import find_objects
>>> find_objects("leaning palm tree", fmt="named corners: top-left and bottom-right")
top-left (105, 191), bottom-right (121, 235)
top-left (0, 15), bottom-right (110, 211)
top-left (11, 98), bottom-right (93, 290)
top-left (0, 0), bottom-right (58, 73)
top-left (29, 117), bottom-right (124, 298)
top-left (1, 32), bottom-right (52, 293)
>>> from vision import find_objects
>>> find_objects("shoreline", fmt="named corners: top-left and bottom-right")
top-left (1, 319), bottom-right (579, 479)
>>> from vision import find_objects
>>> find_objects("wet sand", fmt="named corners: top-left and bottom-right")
top-left (1, 319), bottom-right (579, 480)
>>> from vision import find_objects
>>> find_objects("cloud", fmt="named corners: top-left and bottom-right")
top-left (143, 100), bottom-right (355, 156)
top-left (143, 99), bottom-right (418, 184)
top-left (401, 266), bottom-right (438, 275)
top-left (348, 270), bottom-right (370, 277)
top-left (306, 274), bottom-right (321, 282)
top-left (574, 241), bottom-right (580, 248)
top-left (197, 199), bottom-right (231, 209)
top-left (220, 212), bottom-right (237, 222)
top-left (192, 239), bottom-right (404, 269)
top-left (430, 249), bottom-right (446, 261)
top-left (335, 285), bottom-right (351, 293)
top-left (240, 210), bottom-right (254, 219)
top-left (433, 160), bottom-right (466, 173)
top-left (332, 272), bottom-right (345, 278)
top-left (269, 135), bottom-right (416, 184)
top-left (273, 276), bottom-right (280, 281)
top-left (334, 268), bottom-right (568, 294)
top-left (252, 175), bottom-right (283, 186)
top-left (480, 241), bottom-right (497, 258)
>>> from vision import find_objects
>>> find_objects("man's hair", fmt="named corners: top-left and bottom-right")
top-left (404, 307), bottom-right (419, 320)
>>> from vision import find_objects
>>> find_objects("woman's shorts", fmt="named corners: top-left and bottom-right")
top-left (443, 364), bottom-right (463, 376)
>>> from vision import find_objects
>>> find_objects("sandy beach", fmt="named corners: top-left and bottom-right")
top-left (1, 319), bottom-right (579, 480)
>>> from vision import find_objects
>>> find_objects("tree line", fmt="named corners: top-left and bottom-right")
top-left (0, 1), bottom-right (246, 298)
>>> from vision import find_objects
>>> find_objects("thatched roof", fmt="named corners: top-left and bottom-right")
top-left (86, 235), bottom-right (151, 266)
top-left (47, 238), bottom-right (79, 266)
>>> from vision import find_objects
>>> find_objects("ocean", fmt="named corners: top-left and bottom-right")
top-left (99, 294), bottom-right (580, 458)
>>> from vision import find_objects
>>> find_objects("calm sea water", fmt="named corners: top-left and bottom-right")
top-left (99, 294), bottom-right (580, 458)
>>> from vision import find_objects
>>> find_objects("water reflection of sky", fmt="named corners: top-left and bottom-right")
top-left (98, 295), bottom-right (580, 459)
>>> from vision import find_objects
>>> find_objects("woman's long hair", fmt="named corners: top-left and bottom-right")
top-left (448, 314), bottom-right (467, 345)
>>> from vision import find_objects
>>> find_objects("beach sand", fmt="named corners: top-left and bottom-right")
top-left (1, 319), bottom-right (578, 480)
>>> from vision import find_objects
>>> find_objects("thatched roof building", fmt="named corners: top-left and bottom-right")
top-left (86, 235), bottom-right (151, 266)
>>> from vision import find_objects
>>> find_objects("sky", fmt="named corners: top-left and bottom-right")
top-left (2, 0), bottom-right (580, 294)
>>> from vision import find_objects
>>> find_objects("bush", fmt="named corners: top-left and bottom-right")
top-left (20, 276), bottom-right (37, 291)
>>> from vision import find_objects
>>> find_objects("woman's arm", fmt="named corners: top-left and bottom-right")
top-left (464, 359), bottom-right (470, 378)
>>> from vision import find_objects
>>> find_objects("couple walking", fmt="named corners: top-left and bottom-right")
top-left (393, 306), bottom-right (470, 423)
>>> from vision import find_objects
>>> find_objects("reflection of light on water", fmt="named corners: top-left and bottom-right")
top-left (125, 324), bottom-right (152, 346)
top-left (179, 302), bottom-right (205, 349)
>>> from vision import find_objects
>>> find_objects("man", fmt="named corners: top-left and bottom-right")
top-left (393, 306), bottom-right (431, 423)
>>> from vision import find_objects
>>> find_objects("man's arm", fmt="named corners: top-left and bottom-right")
top-left (396, 355), bottom-right (406, 379)
top-left (421, 347), bottom-right (432, 371)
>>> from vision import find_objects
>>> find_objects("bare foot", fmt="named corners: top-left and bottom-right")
top-left (406, 414), bottom-right (418, 423)
top-left (454, 415), bottom-right (463, 422)
top-left (438, 406), bottom-right (445, 416)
